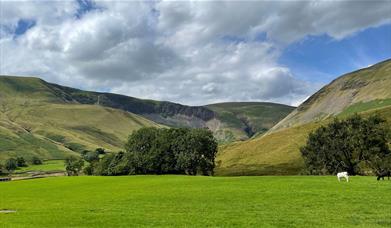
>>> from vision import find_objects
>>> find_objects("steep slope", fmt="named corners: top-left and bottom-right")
top-left (0, 77), bottom-right (162, 160)
top-left (207, 102), bottom-right (295, 141)
top-left (0, 76), bottom-right (293, 159)
top-left (270, 59), bottom-right (391, 133)
top-left (217, 59), bottom-right (391, 175)
top-left (0, 76), bottom-right (293, 142)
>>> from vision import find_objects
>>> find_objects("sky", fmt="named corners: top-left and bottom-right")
top-left (0, 0), bottom-right (390, 106)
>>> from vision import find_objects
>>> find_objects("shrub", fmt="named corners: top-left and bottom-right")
top-left (31, 156), bottom-right (43, 165)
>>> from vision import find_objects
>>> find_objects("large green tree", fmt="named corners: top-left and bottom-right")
top-left (93, 127), bottom-right (218, 176)
top-left (301, 114), bottom-right (391, 175)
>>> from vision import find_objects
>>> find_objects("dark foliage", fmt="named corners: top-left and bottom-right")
top-left (64, 156), bottom-right (84, 176)
top-left (5, 158), bottom-right (17, 172)
top-left (92, 127), bottom-right (218, 176)
top-left (301, 114), bottom-right (391, 175)
top-left (31, 156), bottom-right (43, 165)
top-left (16, 156), bottom-right (28, 167)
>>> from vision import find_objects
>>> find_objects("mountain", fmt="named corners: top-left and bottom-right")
top-left (216, 59), bottom-right (391, 176)
top-left (0, 77), bottom-right (162, 159)
top-left (0, 76), bottom-right (293, 159)
top-left (207, 102), bottom-right (294, 141)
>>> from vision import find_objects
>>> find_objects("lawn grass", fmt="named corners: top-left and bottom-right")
top-left (16, 160), bottom-right (65, 172)
top-left (1, 176), bottom-right (390, 227)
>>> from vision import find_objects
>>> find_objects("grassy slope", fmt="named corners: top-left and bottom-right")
top-left (0, 77), bottom-right (161, 160)
top-left (1, 176), bottom-right (390, 227)
top-left (207, 102), bottom-right (294, 142)
top-left (216, 105), bottom-right (391, 176)
top-left (217, 59), bottom-right (391, 176)
top-left (270, 59), bottom-right (391, 133)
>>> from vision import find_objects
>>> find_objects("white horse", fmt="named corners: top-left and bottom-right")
top-left (337, 171), bottom-right (349, 182)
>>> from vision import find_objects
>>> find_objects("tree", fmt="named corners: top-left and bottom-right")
top-left (5, 158), bottom-right (17, 172)
top-left (31, 156), bottom-right (43, 165)
top-left (64, 156), bottom-right (84, 176)
top-left (16, 157), bottom-right (27, 167)
top-left (301, 114), bottom-right (391, 175)
top-left (82, 151), bottom-right (100, 163)
top-left (94, 127), bottom-right (218, 176)
top-left (174, 128), bottom-right (217, 175)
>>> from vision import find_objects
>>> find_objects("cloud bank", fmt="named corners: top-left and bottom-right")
top-left (1, 0), bottom-right (390, 105)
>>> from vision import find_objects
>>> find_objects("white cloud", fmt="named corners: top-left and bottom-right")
top-left (0, 0), bottom-right (389, 106)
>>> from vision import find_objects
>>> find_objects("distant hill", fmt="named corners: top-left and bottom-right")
top-left (207, 102), bottom-right (294, 141)
top-left (0, 76), bottom-right (292, 159)
top-left (216, 59), bottom-right (391, 175)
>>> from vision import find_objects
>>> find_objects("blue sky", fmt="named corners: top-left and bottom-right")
top-left (0, 1), bottom-right (390, 106)
top-left (280, 24), bottom-right (391, 84)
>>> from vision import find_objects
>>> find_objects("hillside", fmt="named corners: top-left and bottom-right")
top-left (0, 77), bottom-right (162, 159)
top-left (269, 59), bottom-right (391, 133)
top-left (0, 76), bottom-right (292, 159)
top-left (207, 102), bottom-right (294, 141)
top-left (216, 59), bottom-right (391, 175)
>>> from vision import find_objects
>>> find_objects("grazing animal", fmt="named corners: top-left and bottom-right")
top-left (377, 170), bottom-right (390, 181)
top-left (337, 172), bottom-right (349, 182)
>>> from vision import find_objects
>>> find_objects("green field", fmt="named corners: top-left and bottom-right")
top-left (1, 176), bottom-right (390, 227)
top-left (16, 160), bottom-right (65, 172)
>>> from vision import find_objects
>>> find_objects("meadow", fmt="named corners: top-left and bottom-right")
top-left (16, 160), bottom-right (65, 173)
top-left (1, 176), bottom-right (390, 227)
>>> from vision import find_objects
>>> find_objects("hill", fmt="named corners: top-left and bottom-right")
top-left (207, 102), bottom-right (294, 141)
top-left (269, 59), bottom-right (391, 133)
top-left (0, 77), bottom-right (162, 159)
top-left (216, 59), bottom-right (391, 175)
top-left (0, 76), bottom-right (292, 159)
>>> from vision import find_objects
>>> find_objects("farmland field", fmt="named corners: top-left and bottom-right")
top-left (16, 160), bottom-right (65, 172)
top-left (1, 176), bottom-right (390, 227)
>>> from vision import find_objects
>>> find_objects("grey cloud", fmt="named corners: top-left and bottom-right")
top-left (0, 0), bottom-right (388, 106)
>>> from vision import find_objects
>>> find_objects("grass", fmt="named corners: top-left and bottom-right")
top-left (0, 175), bottom-right (390, 227)
top-left (216, 105), bottom-right (391, 176)
top-left (339, 99), bottom-right (391, 117)
top-left (16, 160), bottom-right (65, 172)
top-left (0, 103), bottom-right (160, 160)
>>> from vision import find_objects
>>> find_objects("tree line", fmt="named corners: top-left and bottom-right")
top-left (0, 156), bottom-right (42, 175)
top-left (66, 127), bottom-right (218, 176)
top-left (301, 114), bottom-right (391, 175)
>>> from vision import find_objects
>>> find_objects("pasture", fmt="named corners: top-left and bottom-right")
top-left (1, 176), bottom-right (390, 227)
top-left (16, 160), bottom-right (65, 173)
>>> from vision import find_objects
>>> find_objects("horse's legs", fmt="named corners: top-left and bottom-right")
top-left (346, 176), bottom-right (349, 182)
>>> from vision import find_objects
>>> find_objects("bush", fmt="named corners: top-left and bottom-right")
top-left (16, 156), bottom-right (28, 167)
top-left (31, 156), bottom-right (43, 165)
top-left (5, 158), bottom-right (17, 172)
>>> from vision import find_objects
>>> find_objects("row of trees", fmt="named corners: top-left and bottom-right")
top-left (77, 128), bottom-right (217, 176)
top-left (0, 156), bottom-right (42, 175)
top-left (301, 114), bottom-right (391, 175)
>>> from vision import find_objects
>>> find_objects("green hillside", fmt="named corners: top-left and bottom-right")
top-left (270, 59), bottom-right (391, 133)
top-left (217, 59), bottom-right (391, 176)
top-left (0, 76), bottom-right (293, 159)
top-left (207, 102), bottom-right (294, 141)
top-left (0, 77), bottom-right (162, 159)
